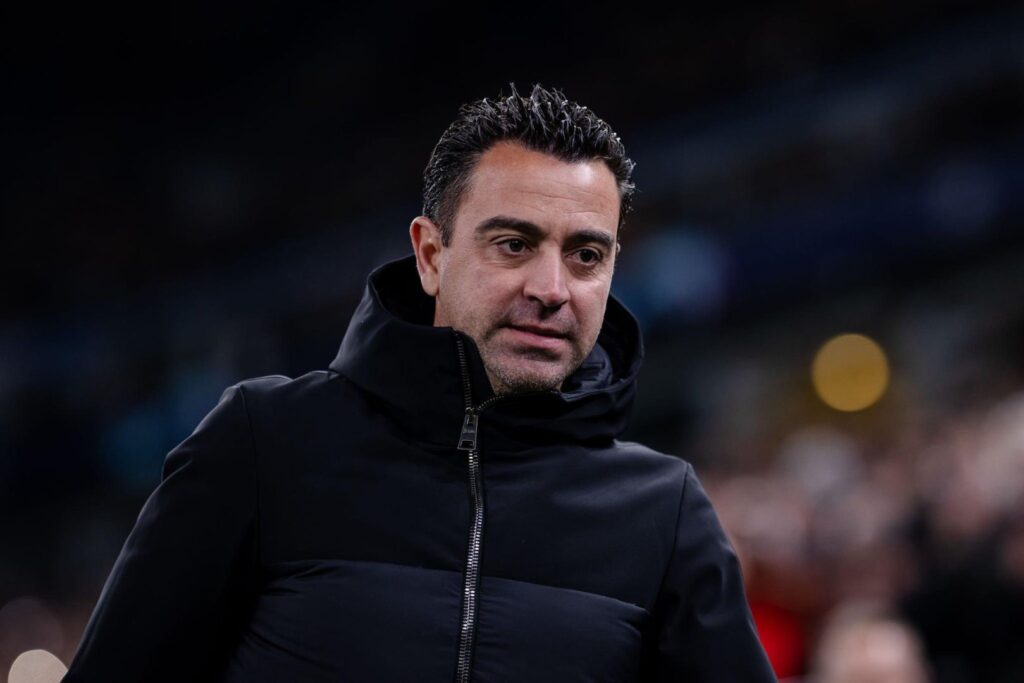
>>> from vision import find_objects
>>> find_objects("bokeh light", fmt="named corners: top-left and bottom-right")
top-left (812, 334), bottom-right (890, 412)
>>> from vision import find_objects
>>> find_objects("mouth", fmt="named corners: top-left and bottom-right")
top-left (504, 324), bottom-right (570, 351)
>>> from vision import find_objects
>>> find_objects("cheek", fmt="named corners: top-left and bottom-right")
top-left (473, 269), bottom-right (520, 306)
top-left (443, 267), bottom-right (515, 329)
top-left (576, 286), bottom-right (610, 331)
top-left (439, 259), bottom-right (482, 306)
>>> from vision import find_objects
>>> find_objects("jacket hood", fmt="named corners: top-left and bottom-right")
top-left (328, 254), bottom-right (644, 453)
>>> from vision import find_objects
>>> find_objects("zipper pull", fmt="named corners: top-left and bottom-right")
top-left (458, 408), bottom-right (479, 451)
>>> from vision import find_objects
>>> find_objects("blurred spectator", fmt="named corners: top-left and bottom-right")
top-left (811, 602), bottom-right (931, 683)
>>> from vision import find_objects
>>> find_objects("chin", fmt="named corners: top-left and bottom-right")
top-left (490, 363), bottom-right (569, 395)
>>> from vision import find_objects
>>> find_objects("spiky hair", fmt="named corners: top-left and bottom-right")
top-left (422, 83), bottom-right (636, 245)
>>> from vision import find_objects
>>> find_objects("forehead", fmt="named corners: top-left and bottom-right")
top-left (454, 141), bottom-right (621, 238)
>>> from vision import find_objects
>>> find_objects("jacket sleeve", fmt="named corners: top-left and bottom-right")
top-left (646, 462), bottom-right (777, 682)
top-left (63, 384), bottom-right (259, 683)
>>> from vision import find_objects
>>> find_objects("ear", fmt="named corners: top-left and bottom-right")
top-left (409, 216), bottom-right (443, 296)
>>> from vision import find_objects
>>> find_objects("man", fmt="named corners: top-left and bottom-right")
top-left (64, 84), bottom-right (775, 682)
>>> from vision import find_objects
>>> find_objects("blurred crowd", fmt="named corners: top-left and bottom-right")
top-left (708, 386), bottom-right (1024, 681)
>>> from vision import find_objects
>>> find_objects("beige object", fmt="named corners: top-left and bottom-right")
top-left (8, 650), bottom-right (68, 683)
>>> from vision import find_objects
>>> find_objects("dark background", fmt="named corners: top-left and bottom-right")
top-left (3, 2), bottom-right (1023, 680)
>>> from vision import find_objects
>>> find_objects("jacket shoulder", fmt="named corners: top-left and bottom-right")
top-left (231, 370), bottom-right (351, 444)
top-left (610, 438), bottom-right (693, 476)
top-left (234, 370), bottom-right (324, 394)
top-left (232, 370), bottom-right (336, 406)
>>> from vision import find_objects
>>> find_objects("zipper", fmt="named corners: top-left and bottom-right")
top-left (452, 332), bottom-right (502, 683)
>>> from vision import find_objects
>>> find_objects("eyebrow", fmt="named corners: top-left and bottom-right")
top-left (473, 215), bottom-right (616, 252)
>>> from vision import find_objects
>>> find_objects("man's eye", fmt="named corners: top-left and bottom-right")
top-left (574, 248), bottom-right (603, 265)
top-left (502, 239), bottom-right (527, 253)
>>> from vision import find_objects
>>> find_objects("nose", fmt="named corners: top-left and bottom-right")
top-left (523, 249), bottom-right (570, 309)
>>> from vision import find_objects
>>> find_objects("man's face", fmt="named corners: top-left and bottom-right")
top-left (411, 140), bottom-right (621, 395)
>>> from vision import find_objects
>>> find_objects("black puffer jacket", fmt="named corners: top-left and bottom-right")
top-left (64, 255), bottom-right (776, 682)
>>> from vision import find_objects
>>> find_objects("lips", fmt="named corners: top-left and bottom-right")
top-left (504, 324), bottom-right (571, 351)
top-left (507, 324), bottom-right (568, 338)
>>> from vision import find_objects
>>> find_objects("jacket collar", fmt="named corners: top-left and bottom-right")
top-left (328, 254), bottom-right (644, 453)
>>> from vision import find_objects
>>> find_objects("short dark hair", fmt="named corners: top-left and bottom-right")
top-left (422, 83), bottom-right (636, 246)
